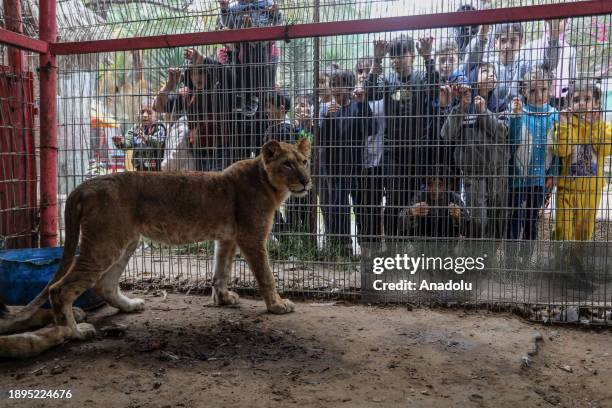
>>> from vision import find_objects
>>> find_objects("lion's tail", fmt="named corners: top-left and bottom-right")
top-left (0, 189), bottom-right (82, 333)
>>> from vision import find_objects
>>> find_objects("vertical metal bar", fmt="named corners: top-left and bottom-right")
top-left (3, 0), bottom-right (25, 72)
top-left (39, 0), bottom-right (58, 247)
top-left (310, 0), bottom-right (321, 246)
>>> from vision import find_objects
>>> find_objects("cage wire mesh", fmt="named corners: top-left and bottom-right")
top-left (1, 0), bottom-right (611, 324)
top-left (0, 42), bottom-right (39, 250)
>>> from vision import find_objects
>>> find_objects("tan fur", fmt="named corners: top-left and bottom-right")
top-left (0, 140), bottom-right (311, 358)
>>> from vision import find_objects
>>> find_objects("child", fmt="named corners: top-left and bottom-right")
top-left (441, 81), bottom-right (508, 239)
top-left (554, 80), bottom-right (612, 241)
top-left (113, 102), bottom-right (167, 171)
top-left (263, 91), bottom-right (296, 144)
top-left (263, 91), bottom-right (310, 233)
top-left (399, 171), bottom-right (468, 238)
top-left (355, 57), bottom-right (386, 243)
top-left (464, 21), bottom-right (561, 107)
top-left (294, 94), bottom-right (314, 143)
top-left (435, 39), bottom-right (466, 84)
top-left (320, 69), bottom-right (373, 255)
top-left (508, 68), bottom-right (558, 241)
top-left (362, 35), bottom-right (439, 239)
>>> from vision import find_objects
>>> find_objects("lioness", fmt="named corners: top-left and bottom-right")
top-left (0, 139), bottom-right (311, 358)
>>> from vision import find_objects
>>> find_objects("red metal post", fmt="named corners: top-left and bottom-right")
top-left (39, 0), bottom-right (58, 247)
top-left (3, 0), bottom-right (25, 72)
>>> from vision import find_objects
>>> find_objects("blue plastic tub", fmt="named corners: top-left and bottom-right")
top-left (0, 247), bottom-right (104, 310)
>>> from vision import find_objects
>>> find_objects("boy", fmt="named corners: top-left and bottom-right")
top-left (441, 81), bottom-right (508, 239)
top-left (508, 68), bottom-right (558, 241)
top-left (263, 91), bottom-right (310, 233)
top-left (435, 39), bottom-right (466, 83)
top-left (355, 57), bottom-right (386, 243)
top-left (464, 21), bottom-right (561, 107)
top-left (320, 70), bottom-right (373, 255)
top-left (362, 35), bottom-right (439, 239)
top-left (113, 101), bottom-right (167, 171)
top-left (554, 80), bottom-right (612, 241)
top-left (294, 94), bottom-right (314, 143)
top-left (400, 171), bottom-right (468, 238)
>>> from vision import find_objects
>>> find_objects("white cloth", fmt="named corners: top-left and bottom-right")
top-left (161, 116), bottom-right (198, 171)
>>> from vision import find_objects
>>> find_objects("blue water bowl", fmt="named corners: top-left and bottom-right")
top-left (0, 247), bottom-right (104, 310)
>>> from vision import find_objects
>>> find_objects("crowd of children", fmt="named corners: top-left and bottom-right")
top-left (106, 2), bottom-right (611, 250)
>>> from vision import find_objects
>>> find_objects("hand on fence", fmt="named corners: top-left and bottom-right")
top-left (457, 85), bottom-right (471, 112)
top-left (167, 68), bottom-right (181, 90)
top-left (416, 36), bottom-right (434, 59)
top-left (511, 97), bottom-right (523, 115)
top-left (439, 85), bottom-right (452, 108)
top-left (353, 86), bottom-right (366, 102)
top-left (410, 202), bottom-right (429, 217)
top-left (474, 95), bottom-right (486, 114)
top-left (373, 40), bottom-right (388, 60)
top-left (327, 100), bottom-right (342, 115)
top-left (184, 48), bottom-right (195, 61)
top-left (448, 203), bottom-right (461, 219)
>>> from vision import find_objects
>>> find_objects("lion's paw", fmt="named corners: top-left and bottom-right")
top-left (125, 298), bottom-right (145, 312)
top-left (73, 307), bottom-right (87, 322)
top-left (267, 298), bottom-right (295, 314)
top-left (213, 289), bottom-right (240, 306)
top-left (73, 323), bottom-right (97, 340)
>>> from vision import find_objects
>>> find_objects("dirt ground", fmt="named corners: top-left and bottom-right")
top-left (1, 292), bottom-right (611, 408)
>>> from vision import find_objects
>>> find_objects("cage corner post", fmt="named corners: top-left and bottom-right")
top-left (39, 0), bottom-right (58, 247)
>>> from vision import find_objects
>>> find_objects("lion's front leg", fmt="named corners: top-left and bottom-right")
top-left (238, 241), bottom-right (294, 314)
top-left (212, 240), bottom-right (240, 306)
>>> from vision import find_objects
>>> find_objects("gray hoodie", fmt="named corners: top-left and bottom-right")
top-left (441, 106), bottom-right (508, 176)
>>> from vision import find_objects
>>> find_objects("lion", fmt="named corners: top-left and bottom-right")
top-left (0, 139), bottom-right (312, 358)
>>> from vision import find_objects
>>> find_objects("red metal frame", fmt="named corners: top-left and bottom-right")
top-left (39, 0), bottom-right (58, 247)
top-left (0, 27), bottom-right (48, 54)
top-left (51, 0), bottom-right (612, 55)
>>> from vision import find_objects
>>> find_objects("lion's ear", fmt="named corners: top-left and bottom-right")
top-left (296, 138), bottom-right (311, 158)
top-left (262, 140), bottom-right (281, 162)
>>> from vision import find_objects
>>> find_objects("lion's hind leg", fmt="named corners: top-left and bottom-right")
top-left (94, 239), bottom-right (144, 313)
top-left (211, 240), bottom-right (240, 306)
top-left (49, 249), bottom-right (121, 340)
top-left (0, 307), bottom-right (86, 334)
top-left (0, 325), bottom-right (73, 359)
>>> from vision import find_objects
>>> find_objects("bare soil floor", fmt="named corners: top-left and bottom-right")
top-left (1, 293), bottom-right (611, 408)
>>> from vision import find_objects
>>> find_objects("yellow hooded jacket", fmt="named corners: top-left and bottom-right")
top-left (555, 117), bottom-right (612, 192)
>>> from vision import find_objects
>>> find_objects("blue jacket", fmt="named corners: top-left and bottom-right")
top-left (508, 103), bottom-right (558, 187)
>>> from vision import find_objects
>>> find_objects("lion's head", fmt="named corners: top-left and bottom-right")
top-left (262, 139), bottom-right (312, 197)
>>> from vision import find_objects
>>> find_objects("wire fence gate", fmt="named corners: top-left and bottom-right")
top-left (1, 0), bottom-right (612, 325)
